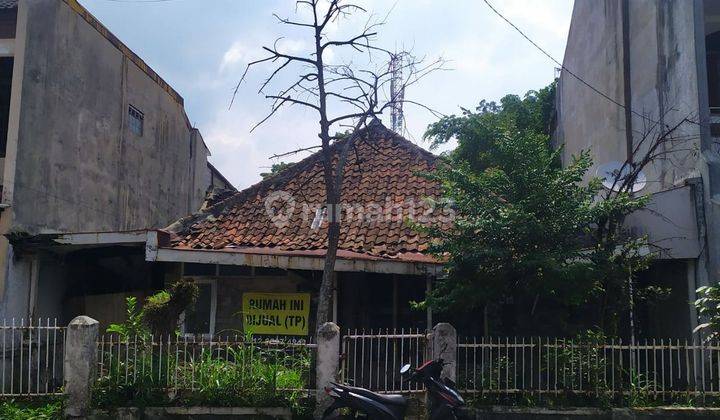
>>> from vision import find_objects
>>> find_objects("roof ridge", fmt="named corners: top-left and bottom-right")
top-left (165, 120), bottom-right (437, 234)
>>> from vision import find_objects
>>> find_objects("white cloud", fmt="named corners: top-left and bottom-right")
top-left (276, 38), bottom-right (308, 54)
top-left (220, 41), bottom-right (248, 72)
top-left (204, 105), bottom-right (323, 189)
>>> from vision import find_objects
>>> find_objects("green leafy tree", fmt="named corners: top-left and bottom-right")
top-left (260, 162), bottom-right (294, 179)
top-left (694, 284), bottom-right (720, 340)
top-left (421, 84), bottom-right (651, 336)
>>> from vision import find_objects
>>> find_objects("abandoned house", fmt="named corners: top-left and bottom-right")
top-left (21, 121), bottom-right (447, 335)
top-left (554, 0), bottom-right (719, 338)
top-left (0, 0), bottom-right (233, 323)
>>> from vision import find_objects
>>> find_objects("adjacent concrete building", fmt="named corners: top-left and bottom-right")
top-left (0, 0), bottom-right (233, 322)
top-left (555, 0), bottom-right (720, 337)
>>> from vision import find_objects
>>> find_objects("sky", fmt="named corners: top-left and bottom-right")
top-left (77, 0), bottom-right (575, 190)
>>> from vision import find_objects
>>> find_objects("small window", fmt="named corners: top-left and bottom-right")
top-left (183, 280), bottom-right (216, 337)
top-left (128, 105), bottom-right (144, 136)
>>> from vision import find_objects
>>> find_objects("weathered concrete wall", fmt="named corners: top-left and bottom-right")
top-left (623, 185), bottom-right (700, 259)
top-left (0, 0), bottom-right (217, 321)
top-left (555, 0), bottom-right (711, 338)
top-left (556, 0), bottom-right (701, 192)
top-left (10, 0), bottom-right (209, 234)
top-left (555, 0), bottom-right (626, 180)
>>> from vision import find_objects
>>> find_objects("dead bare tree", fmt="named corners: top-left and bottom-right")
top-left (232, 0), bottom-right (445, 326)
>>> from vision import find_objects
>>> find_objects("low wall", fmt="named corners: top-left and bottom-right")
top-left (472, 406), bottom-right (720, 419)
top-left (88, 407), bottom-right (293, 420)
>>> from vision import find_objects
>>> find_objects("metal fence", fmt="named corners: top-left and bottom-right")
top-left (341, 329), bottom-right (429, 393)
top-left (457, 336), bottom-right (720, 400)
top-left (96, 334), bottom-right (317, 392)
top-left (0, 318), bottom-right (65, 396)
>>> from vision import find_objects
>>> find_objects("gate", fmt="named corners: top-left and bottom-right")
top-left (340, 329), bottom-right (429, 393)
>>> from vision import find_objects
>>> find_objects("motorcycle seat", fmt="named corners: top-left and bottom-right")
top-left (373, 393), bottom-right (407, 406)
top-left (337, 384), bottom-right (408, 407)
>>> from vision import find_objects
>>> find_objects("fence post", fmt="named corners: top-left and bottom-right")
top-left (431, 323), bottom-right (457, 382)
top-left (315, 321), bottom-right (340, 419)
top-left (64, 316), bottom-right (99, 418)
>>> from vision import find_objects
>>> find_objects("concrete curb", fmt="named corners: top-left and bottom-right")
top-left (471, 406), bottom-right (720, 419)
top-left (88, 406), bottom-right (293, 419)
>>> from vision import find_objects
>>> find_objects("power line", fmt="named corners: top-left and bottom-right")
top-left (481, 0), bottom-right (655, 124)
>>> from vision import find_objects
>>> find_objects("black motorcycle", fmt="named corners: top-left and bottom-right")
top-left (322, 358), bottom-right (465, 420)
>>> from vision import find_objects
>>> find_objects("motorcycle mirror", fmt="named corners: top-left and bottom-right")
top-left (400, 364), bottom-right (412, 374)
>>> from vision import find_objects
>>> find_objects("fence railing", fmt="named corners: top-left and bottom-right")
top-left (0, 318), bottom-right (65, 396)
top-left (341, 329), bottom-right (429, 393)
top-left (457, 336), bottom-right (720, 401)
top-left (96, 334), bottom-right (317, 393)
top-left (7, 316), bottom-right (720, 406)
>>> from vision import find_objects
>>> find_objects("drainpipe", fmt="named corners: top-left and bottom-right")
top-left (620, 0), bottom-right (637, 348)
top-left (621, 0), bottom-right (634, 161)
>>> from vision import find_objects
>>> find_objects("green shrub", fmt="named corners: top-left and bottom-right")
top-left (93, 332), bottom-right (312, 415)
top-left (106, 280), bottom-right (198, 341)
top-left (106, 296), bottom-right (149, 340)
top-left (143, 279), bottom-right (198, 337)
top-left (0, 400), bottom-right (63, 420)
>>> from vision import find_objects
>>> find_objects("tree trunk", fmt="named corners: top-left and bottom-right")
top-left (317, 219), bottom-right (340, 326)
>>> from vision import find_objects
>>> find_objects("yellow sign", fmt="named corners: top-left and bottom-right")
top-left (242, 292), bottom-right (310, 336)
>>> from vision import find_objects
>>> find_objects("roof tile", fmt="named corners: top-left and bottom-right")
top-left (167, 121), bottom-right (444, 261)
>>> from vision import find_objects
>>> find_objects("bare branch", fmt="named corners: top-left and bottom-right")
top-left (273, 13), bottom-right (315, 28)
top-left (270, 145), bottom-right (322, 159)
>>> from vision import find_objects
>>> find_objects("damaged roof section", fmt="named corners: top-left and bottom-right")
top-left (166, 120), bottom-right (449, 263)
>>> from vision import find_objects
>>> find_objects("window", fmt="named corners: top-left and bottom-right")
top-left (705, 0), bottom-right (720, 113)
top-left (182, 279), bottom-right (216, 337)
top-left (128, 105), bottom-right (144, 136)
top-left (0, 57), bottom-right (12, 158)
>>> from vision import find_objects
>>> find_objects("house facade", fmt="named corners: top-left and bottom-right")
top-left (150, 121), bottom-right (446, 337)
top-left (555, 0), bottom-right (720, 338)
top-left (0, 0), bottom-right (233, 323)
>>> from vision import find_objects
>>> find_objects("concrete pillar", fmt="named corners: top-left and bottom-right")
top-left (64, 316), bottom-right (99, 418)
top-left (431, 322), bottom-right (457, 382)
top-left (315, 322), bottom-right (340, 419)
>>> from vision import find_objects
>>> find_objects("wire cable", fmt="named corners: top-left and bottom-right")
top-left (482, 0), bottom-right (656, 124)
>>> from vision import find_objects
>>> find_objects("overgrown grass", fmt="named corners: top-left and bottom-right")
top-left (460, 330), bottom-right (720, 409)
top-left (92, 334), bottom-right (314, 417)
top-left (0, 399), bottom-right (63, 420)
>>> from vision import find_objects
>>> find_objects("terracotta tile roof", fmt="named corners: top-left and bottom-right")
top-left (166, 120), bottom-right (447, 263)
